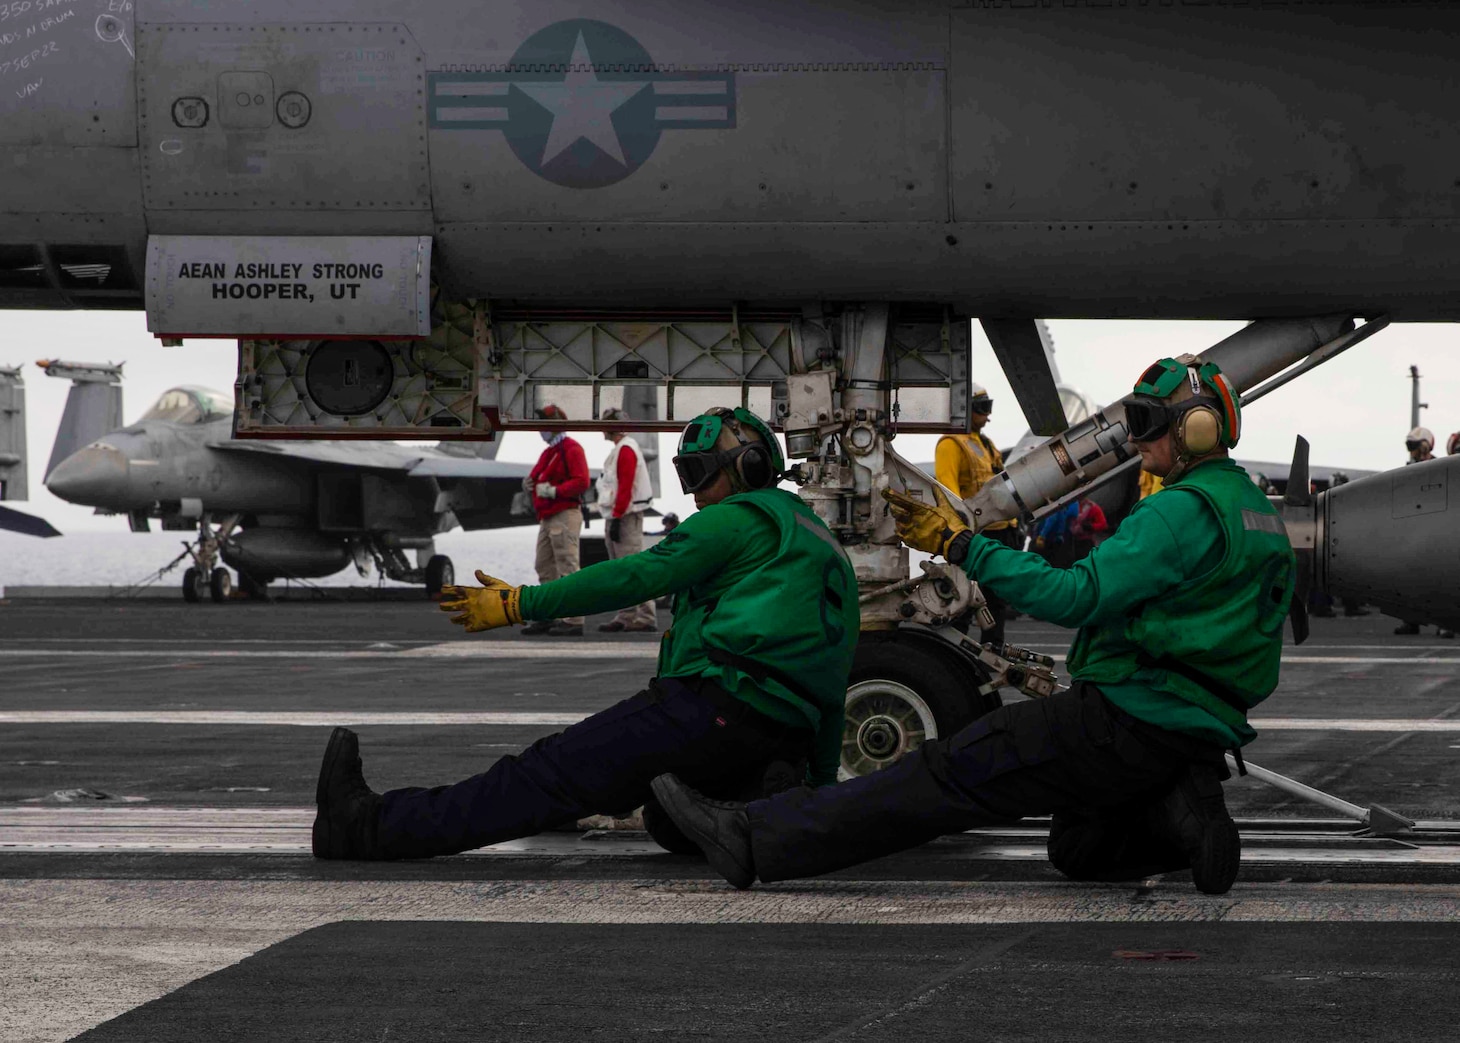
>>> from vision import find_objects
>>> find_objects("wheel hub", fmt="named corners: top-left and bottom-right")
top-left (841, 679), bottom-right (939, 779)
top-left (856, 716), bottom-right (904, 758)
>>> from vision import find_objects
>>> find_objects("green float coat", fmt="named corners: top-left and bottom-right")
top-left (963, 458), bottom-right (1295, 747)
top-left (521, 488), bottom-right (860, 784)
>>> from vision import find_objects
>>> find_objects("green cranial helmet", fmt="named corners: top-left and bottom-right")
top-left (1128, 354), bottom-right (1242, 450)
top-left (673, 406), bottom-right (784, 493)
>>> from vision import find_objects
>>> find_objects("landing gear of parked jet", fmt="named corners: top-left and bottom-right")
top-left (424, 554), bottom-right (454, 598)
top-left (180, 515), bottom-right (242, 604)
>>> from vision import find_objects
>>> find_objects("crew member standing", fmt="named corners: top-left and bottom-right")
top-left (596, 406), bottom-right (657, 633)
top-left (934, 383), bottom-right (1020, 645)
top-left (310, 407), bottom-right (859, 862)
top-left (525, 404), bottom-right (591, 636)
top-left (654, 356), bottom-right (1294, 898)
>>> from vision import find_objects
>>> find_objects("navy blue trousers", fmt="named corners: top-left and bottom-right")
top-left (749, 682), bottom-right (1221, 883)
top-left (376, 677), bottom-right (811, 859)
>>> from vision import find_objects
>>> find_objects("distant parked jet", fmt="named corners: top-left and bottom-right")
top-left (31, 360), bottom-right (535, 601)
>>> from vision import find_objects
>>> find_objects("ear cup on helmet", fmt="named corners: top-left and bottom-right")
top-left (1177, 406), bottom-right (1222, 456)
top-left (735, 443), bottom-right (774, 489)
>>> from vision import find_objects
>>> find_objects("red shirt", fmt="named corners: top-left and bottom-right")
top-left (529, 437), bottom-right (590, 521)
top-left (611, 442), bottom-right (640, 518)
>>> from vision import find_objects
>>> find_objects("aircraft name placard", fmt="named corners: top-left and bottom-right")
top-left (145, 236), bottom-right (431, 338)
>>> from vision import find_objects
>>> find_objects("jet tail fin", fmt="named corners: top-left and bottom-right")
top-left (38, 360), bottom-right (124, 480)
top-left (0, 364), bottom-right (28, 502)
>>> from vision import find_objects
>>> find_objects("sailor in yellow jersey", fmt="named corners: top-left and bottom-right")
top-left (934, 383), bottom-right (1022, 645)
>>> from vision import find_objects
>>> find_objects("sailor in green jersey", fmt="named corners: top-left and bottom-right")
top-left (311, 406), bottom-right (859, 861)
top-left (653, 356), bottom-right (1294, 897)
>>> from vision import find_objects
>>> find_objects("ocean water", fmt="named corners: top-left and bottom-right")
top-left (0, 527), bottom-right (545, 593)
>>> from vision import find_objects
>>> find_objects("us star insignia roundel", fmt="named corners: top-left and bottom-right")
top-left (429, 19), bottom-right (737, 188)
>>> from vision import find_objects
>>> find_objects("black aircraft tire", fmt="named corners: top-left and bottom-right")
top-left (424, 555), bottom-right (454, 597)
top-left (209, 567), bottom-right (232, 603)
top-left (181, 567), bottom-right (204, 604)
top-left (841, 634), bottom-right (999, 779)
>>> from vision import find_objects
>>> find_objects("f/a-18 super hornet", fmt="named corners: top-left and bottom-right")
top-left (30, 359), bottom-right (533, 601)
top-left (4, 3), bottom-right (1460, 792)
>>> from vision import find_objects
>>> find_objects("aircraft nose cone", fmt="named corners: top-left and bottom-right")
top-left (45, 444), bottom-right (130, 506)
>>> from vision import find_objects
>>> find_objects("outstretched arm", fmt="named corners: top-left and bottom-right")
top-left (519, 503), bottom-right (766, 621)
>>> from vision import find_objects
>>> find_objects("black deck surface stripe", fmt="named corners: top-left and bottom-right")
top-left (72, 922), bottom-right (1460, 1043)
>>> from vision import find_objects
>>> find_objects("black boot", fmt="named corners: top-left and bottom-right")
top-left (312, 727), bottom-right (383, 860)
top-left (1149, 763), bottom-right (1240, 895)
top-left (650, 774), bottom-right (755, 889)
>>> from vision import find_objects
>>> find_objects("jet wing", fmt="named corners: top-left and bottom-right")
top-left (406, 457), bottom-right (533, 479)
top-left (209, 440), bottom-right (542, 531)
top-left (207, 440), bottom-right (534, 480)
top-left (0, 504), bottom-right (61, 538)
top-left (207, 440), bottom-right (425, 470)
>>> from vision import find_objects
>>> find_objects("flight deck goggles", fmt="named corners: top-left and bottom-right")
top-left (672, 407), bottom-right (784, 493)
top-left (1123, 394), bottom-right (1214, 443)
top-left (673, 444), bottom-right (758, 493)
top-left (970, 394), bottom-right (994, 415)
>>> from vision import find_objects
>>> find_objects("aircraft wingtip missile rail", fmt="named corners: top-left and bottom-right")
top-left (35, 360), bottom-right (126, 384)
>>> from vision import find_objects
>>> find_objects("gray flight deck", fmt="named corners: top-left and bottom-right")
top-left (3, 598), bottom-right (1460, 1042)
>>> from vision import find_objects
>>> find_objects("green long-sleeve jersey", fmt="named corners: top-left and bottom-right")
top-left (962, 466), bottom-right (1256, 747)
top-left (519, 494), bottom-right (855, 785)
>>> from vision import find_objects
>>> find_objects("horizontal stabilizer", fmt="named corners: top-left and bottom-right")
top-left (0, 504), bottom-right (60, 538)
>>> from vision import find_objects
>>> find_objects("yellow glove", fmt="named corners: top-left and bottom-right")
top-left (882, 485), bottom-right (969, 559)
top-left (438, 570), bottom-right (524, 632)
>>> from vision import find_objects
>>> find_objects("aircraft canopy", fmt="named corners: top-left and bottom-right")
top-left (138, 386), bottom-right (234, 425)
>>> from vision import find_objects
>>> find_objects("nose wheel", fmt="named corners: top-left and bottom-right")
top-left (840, 632), bottom-right (1000, 779)
top-left (842, 680), bottom-right (936, 776)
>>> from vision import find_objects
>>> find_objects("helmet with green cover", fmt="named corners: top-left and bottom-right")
top-left (672, 406), bottom-right (784, 494)
top-left (1125, 354), bottom-right (1242, 456)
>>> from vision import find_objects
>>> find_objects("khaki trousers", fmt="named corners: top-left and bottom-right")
top-left (605, 511), bottom-right (657, 628)
top-left (535, 509), bottom-right (584, 626)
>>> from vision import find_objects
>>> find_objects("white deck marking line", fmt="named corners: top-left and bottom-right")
top-left (0, 808), bottom-right (1456, 862)
top-left (1254, 718), bottom-right (1460, 731)
top-left (0, 711), bottom-right (589, 726)
top-left (4, 712), bottom-right (1460, 730)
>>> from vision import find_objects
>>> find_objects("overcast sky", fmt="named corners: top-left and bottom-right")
top-left (4, 310), bottom-right (1458, 534)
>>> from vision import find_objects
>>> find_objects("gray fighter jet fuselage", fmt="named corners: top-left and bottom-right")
top-left (4, 3), bottom-right (1460, 320)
